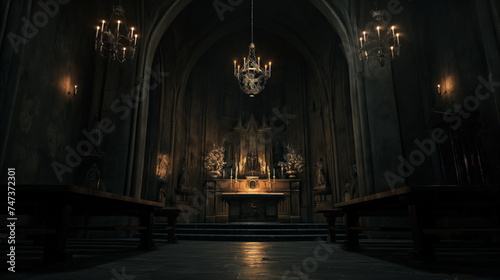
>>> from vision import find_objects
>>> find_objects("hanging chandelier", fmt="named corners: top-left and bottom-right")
top-left (94, 1), bottom-right (138, 63)
top-left (233, 0), bottom-right (271, 97)
top-left (358, 10), bottom-right (401, 67)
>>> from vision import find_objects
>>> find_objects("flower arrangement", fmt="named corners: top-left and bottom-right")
top-left (283, 144), bottom-right (305, 173)
top-left (204, 144), bottom-right (227, 173)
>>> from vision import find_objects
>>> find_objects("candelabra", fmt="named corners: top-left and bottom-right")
top-left (95, 3), bottom-right (138, 63)
top-left (359, 10), bottom-right (401, 67)
top-left (233, 0), bottom-right (271, 97)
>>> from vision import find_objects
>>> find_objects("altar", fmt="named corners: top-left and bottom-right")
top-left (205, 178), bottom-right (301, 223)
top-left (203, 115), bottom-right (302, 223)
top-left (222, 193), bottom-right (284, 222)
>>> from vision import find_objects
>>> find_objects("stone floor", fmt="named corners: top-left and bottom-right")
top-left (3, 240), bottom-right (500, 280)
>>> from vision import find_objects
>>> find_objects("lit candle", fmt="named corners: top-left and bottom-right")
top-left (437, 84), bottom-right (441, 94)
top-left (117, 20), bottom-right (121, 32)
top-left (396, 33), bottom-right (400, 45)
top-left (134, 34), bottom-right (138, 46)
top-left (123, 47), bottom-right (126, 58)
top-left (265, 64), bottom-right (268, 71)
top-left (269, 62), bottom-right (272, 71)
top-left (363, 31), bottom-right (367, 41)
top-left (391, 26), bottom-right (395, 36)
top-left (258, 57), bottom-right (261, 66)
top-left (101, 20), bottom-right (105, 30)
top-left (359, 37), bottom-right (364, 48)
top-left (243, 57), bottom-right (246, 66)
top-left (234, 60), bottom-right (237, 68)
top-left (236, 166), bottom-right (238, 181)
top-left (391, 46), bottom-right (394, 58)
top-left (95, 26), bottom-right (100, 39)
top-left (377, 26), bottom-right (381, 38)
top-left (130, 27), bottom-right (134, 38)
top-left (273, 168), bottom-right (275, 179)
top-left (231, 168), bottom-right (233, 179)
top-left (74, 85), bottom-right (78, 96)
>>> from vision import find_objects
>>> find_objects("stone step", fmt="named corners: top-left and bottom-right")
top-left (150, 223), bottom-right (347, 241)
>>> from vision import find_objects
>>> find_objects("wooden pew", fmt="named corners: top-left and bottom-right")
top-left (319, 186), bottom-right (500, 262)
top-left (1, 185), bottom-right (180, 263)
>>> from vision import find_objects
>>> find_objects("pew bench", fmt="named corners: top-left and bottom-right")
top-left (1, 185), bottom-right (180, 263)
top-left (319, 186), bottom-right (500, 262)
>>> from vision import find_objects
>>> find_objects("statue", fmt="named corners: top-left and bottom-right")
top-left (343, 163), bottom-right (358, 201)
top-left (314, 158), bottom-right (327, 189)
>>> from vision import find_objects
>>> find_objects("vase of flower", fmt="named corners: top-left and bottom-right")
top-left (286, 170), bottom-right (298, 178)
top-left (208, 170), bottom-right (221, 179)
top-left (283, 144), bottom-right (305, 178)
top-left (204, 144), bottom-right (226, 179)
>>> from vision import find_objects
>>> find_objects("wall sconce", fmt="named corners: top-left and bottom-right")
top-left (68, 85), bottom-right (78, 96)
top-left (437, 84), bottom-right (446, 96)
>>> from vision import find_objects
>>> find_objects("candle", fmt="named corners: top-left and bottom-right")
top-left (396, 33), bottom-right (400, 45)
top-left (363, 31), bottom-right (367, 41)
top-left (391, 26), bottom-right (395, 36)
top-left (273, 168), bottom-right (275, 178)
top-left (117, 20), bottom-right (121, 33)
top-left (269, 62), bottom-right (272, 71)
top-left (377, 26), bottom-right (381, 38)
top-left (243, 57), bottom-right (246, 65)
top-left (391, 46), bottom-right (394, 58)
top-left (258, 57), bottom-right (261, 66)
top-left (101, 20), bottom-right (105, 30)
top-left (134, 34), bottom-right (138, 46)
top-left (234, 60), bottom-right (237, 69)
top-left (95, 26), bottom-right (100, 39)
top-left (231, 168), bottom-right (233, 178)
top-left (359, 37), bottom-right (363, 48)
top-left (437, 84), bottom-right (441, 94)
top-left (74, 85), bottom-right (78, 96)
top-left (130, 27), bottom-right (134, 38)
top-left (122, 47), bottom-right (126, 58)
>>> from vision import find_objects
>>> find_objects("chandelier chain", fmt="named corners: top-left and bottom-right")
top-left (251, 0), bottom-right (254, 43)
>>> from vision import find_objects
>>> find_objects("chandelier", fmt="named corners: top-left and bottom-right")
top-left (95, 2), bottom-right (138, 63)
top-left (358, 10), bottom-right (401, 67)
top-left (233, 0), bottom-right (271, 97)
